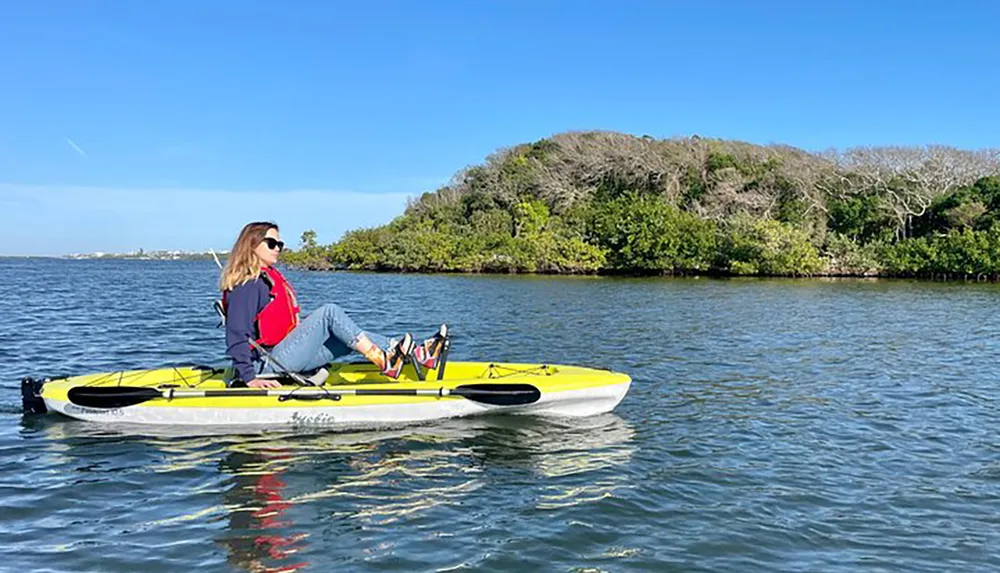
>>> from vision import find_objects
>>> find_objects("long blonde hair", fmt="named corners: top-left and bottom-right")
top-left (219, 221), bottom-right (278, 291)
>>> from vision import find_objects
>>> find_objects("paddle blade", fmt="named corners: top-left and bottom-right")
top-left (452, 383), bottom-right (541, 406)
top-left (67, 386), bottom-right (163, 409)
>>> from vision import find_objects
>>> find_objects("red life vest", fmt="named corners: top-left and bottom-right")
top-left (223, 266), bottom-right (300, 347)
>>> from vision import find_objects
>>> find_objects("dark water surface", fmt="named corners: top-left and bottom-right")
top-left (4, 258), bottom-right (1000, 572)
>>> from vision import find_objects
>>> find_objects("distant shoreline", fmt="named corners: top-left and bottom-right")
top-left (63, 250), bottom-right (228, 262)
top-left (8, 255), bottom-right (998, 283)
top-left (0, 253), bottom-right (227, 261)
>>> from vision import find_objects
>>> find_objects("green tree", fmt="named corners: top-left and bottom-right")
top-left (718, 218), bottom-right (825, 276)
top-left (588, 192), bottom-right (715, 273)
top-left (300, 230), bottom-right (318, 249)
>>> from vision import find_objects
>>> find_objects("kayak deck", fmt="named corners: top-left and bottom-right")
top-left (32, 361), bottom-right (632, 427)
top-left (40, 361), bottom-right (621, 392)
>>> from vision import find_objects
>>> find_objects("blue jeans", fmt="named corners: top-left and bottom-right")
top-left (260, 303), bottom-right (394, 374)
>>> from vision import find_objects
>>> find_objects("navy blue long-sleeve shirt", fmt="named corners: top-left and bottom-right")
top-left (225, 278), bottom-right (272, 383)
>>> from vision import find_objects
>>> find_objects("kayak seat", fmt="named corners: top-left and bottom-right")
top-left (226, 367), bottom-right (329, 387)
top-left (213, 300), bottom-right (226, 327)
top-left (259, 368), bottom-right (329, 385)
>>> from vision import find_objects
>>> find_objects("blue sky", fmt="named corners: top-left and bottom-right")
top-left (2, 0), bottom-right (998, 255)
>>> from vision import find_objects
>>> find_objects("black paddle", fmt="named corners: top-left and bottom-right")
top-left (66, 382), bottom-right (541, 409)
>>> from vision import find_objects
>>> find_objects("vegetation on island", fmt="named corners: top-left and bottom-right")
top-left (281, 131), bottom-right (1000, 279)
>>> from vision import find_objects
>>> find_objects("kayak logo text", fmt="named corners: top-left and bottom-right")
top-left (290, 411), bottom-right (336, 427)
top-left (65, 404), bottom-right (125, 417)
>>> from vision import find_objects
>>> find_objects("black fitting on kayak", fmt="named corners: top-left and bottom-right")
top-left (21, 377), bottom-right (48, 414)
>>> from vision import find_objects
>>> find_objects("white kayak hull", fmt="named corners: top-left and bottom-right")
top-left (42, 382), bottom-right (631, 428)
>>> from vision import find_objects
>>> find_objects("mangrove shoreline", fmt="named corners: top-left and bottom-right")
top-left (268, 132), bottom-right (1000, 280)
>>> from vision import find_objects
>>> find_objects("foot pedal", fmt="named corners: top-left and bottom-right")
top-left (436, 336), bottom-right (452, 381)
top-left (409, 352), bottom-right (425, 382)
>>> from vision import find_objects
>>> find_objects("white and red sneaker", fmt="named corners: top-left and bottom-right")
top-left (413, 324), bottom-right (448, 369)
top-left (381, 333), bottom-right (414, 380)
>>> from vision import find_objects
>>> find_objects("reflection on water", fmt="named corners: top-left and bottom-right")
top-left (217, 449), bottom-right (310, 573)
top-left (14, 413), bottom-right (635, 572)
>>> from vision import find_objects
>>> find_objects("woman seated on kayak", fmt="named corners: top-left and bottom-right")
top-left (220, 221), bottom-right (446, 388)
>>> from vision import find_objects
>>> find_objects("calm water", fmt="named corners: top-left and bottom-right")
top-left (4, 258), bottom-right (1000, 572)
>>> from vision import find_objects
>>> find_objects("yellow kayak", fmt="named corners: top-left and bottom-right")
top-left (22, 361), bottom-right (631, 428)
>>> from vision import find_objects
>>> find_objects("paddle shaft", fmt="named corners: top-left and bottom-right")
top-left (66, 382), bottom-right (541, 408)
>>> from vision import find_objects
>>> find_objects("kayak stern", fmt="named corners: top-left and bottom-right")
top-left (21, 377), bottom-right (48, 415)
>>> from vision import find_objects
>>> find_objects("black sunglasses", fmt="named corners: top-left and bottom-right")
top-left (262, 237), bottom-right (285, 251)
